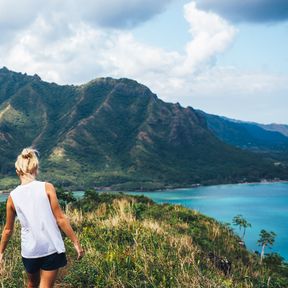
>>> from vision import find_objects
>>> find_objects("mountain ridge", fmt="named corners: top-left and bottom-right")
top-left (197, 110), bottom-right (288, 153)
top-left (0, 67), bottom-right (287, 190)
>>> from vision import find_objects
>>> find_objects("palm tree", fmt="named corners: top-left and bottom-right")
top-left (257, 229), bottom-right (276, 264)
top-left (232, 214), bottom-right (251, 241)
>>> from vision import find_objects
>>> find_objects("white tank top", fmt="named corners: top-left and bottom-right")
top-left (10, 180), bottom-right (66, 258)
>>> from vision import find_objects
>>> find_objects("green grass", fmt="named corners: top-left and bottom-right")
top-left (1, 191), bottom-right (288, 287)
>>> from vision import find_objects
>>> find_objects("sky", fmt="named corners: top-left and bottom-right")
top-left (0, 0), bottom-right (288, 124)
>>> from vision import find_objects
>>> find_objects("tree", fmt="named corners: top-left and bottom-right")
top-left (56, 186), bottom-right (76, 209)
top-left (0, 202), bottom-right (6, 224)
top-left (232, 214), bottom-right (251, 240)
top-left (257, 229), bottom-right (276, 264)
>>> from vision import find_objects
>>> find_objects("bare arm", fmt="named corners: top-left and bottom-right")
top-left (0, 196), bottom-right (16, 262)
top-left (45, 183), bottom-right (84, 259)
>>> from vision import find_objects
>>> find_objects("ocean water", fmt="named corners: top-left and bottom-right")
top-left (127, 182), bottom-right (288, 261)
top-left (0, 191), bottom-right (85, 202)
top-left (0, 193), bottom-right (7, 202)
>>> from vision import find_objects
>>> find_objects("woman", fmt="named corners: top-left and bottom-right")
top-left (0, 148), bottom-right (84, 287)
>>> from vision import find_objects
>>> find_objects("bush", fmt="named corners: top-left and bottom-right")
top-left (0, 201), bottom-right (6, 224)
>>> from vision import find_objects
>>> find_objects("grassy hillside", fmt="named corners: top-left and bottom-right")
top-left (1, 192), bottom-right (287, 287)
top-left (1, 68), bottom-right (287, 191)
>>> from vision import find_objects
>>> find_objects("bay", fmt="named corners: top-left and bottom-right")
top-left (127, 182), bottom-right (288, 261)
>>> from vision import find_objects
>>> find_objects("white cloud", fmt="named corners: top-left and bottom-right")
top-left (180, 67), bottom-right (288, 124)
top-left (0, 0), bottom-right (236, 82)
top-left (176, 2), bottom-right (236, 75)
top-left (0, 0), bottom-right (172, 32)
top-left (2, 19), bottom-right (181, 85)
top-left (2, 1), bottom-right (233, 82)
top-left (0, 0), bottom-right (287, 123)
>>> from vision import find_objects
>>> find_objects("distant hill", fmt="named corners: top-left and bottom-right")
top-left (197, 110), bottom-right (288, 153)
top-left (258, 123), bottom-right (288, 137)
top-left (0, 67), bottom-right (287, 190)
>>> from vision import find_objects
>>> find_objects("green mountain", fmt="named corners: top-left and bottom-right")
top-left (0, 67), bottom-right (287, 190)
top-left (197, 110), bottom-right (288, 168)
top-left (258, 123), bottom-right (288, 137)
top-left (197, 110), bottom-right (288, 152)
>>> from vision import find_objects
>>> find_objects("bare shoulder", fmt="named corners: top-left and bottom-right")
top-left (7, 195), bottom-right (14, 205)
top-left (7, 195), bottom-right (16, 211)
top-left (45, 182), bottom-right (56, 196)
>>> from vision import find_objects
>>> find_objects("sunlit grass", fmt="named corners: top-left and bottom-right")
top-left (1, 193), bottom-right (288, 287)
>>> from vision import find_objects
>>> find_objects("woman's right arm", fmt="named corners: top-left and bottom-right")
top-left (45, 182), bottom-right (84, 260)
top-left (0, 196), bottom-right (16, 263)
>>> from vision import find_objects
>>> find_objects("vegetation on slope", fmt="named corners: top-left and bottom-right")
top-left (197, 110), bottom-right (288, 153)
top-left (0, 68), bottom-right (287, 191)
top-left (1, 191), bottom-right (288, 287)
top-left (197, 110), bottom-right (288, 170)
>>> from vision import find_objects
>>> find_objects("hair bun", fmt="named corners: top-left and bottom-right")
top-left (21, 148), bottom-right (34, 159)
top-left (16, 147), bottom-right (39, 176)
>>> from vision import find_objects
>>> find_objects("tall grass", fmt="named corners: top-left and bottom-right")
top-left (1, 192), bottom-right (288, 287)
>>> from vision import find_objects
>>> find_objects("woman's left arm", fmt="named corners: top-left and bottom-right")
top-left (0, 196), bottom-right (16, 262)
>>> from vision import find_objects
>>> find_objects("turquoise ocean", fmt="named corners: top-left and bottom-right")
top-left (127, 182), bottom-right (288, 261)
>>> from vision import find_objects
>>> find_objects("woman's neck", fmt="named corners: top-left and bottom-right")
top-left (20, 174), bottom-right (36, 185)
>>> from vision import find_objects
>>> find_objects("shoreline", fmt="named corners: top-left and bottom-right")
top-left (0, 190), bottom-right (10, 195)
top-left (125, 182), bottom-right (288, 262)
top-left (125, 179), bottom-right (288, 193)
top-left (1, 179), bottom-right (288, 195)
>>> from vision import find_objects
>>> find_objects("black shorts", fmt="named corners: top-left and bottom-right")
top-left (22, 252), bottom-right (67, 274)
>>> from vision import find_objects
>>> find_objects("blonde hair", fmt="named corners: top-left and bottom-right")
top-left (15, 147), bottom-right (39, 176)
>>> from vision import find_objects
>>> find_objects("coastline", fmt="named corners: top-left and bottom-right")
top-left (0, 190), bottom-right (9, 194)
top-left (125, 181), bottom-right (288, 261)
top-left (0, 190), bottom-right (10, 194)
top-left (125, 179), bottom-right (288, 193)
top-left (1, 179), bottom-right (288, 195)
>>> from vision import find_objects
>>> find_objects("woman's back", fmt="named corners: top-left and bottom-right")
top-left (10, 180), bottom-right (65, 258)
top-left (1, 147), bottom-right (83, 288)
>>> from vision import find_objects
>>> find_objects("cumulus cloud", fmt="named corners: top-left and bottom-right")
top-left (0, 1), bottom-right (235, 86)
top-left (178, 67), bottom-right (288, 123)
top-left (179, 2), bottom-right (235, 74)
top-left (0, 0), bottom-right (287, 123)
top-left (1, 19), bottom-right (180, 85)
top-left (0, 0), bottom-right (172, 33)
top-left (196, 0), bottom-right (288, 23)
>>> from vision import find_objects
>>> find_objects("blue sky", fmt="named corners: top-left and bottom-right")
top-left (0, 0), bottom-right (287, 124)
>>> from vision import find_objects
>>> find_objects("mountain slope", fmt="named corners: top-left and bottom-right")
top-left (258, 123), bottom-right (288, 137)
top-left (197, 110), bottom-right (288, 153)
top-left (0, 68), bottom-right (287, 189)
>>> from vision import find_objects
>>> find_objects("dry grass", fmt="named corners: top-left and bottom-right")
top-left (1, 197), bottom-right (285, 287)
